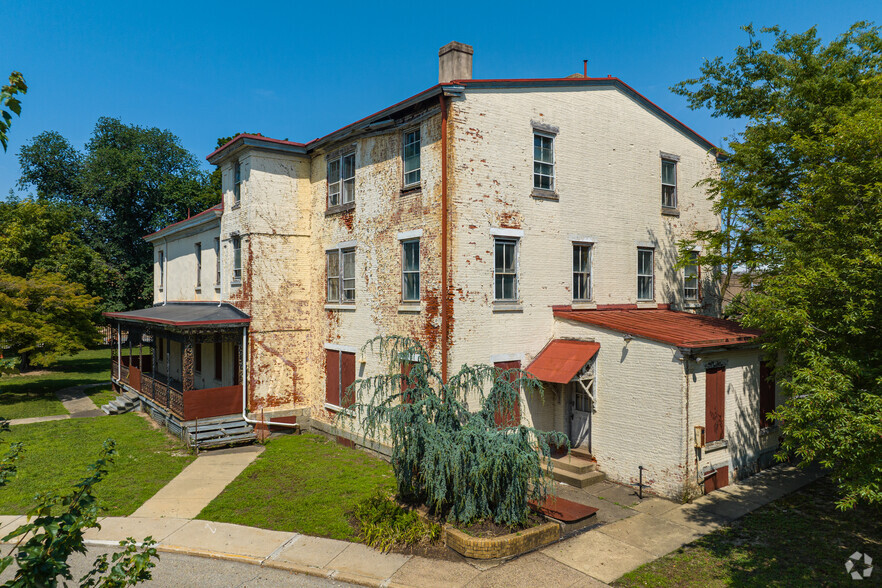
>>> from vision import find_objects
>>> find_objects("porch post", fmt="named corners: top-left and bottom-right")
top-left (151, 330), bottom-right (157, 375)
top-left (138, 332), bottom-right (143, 370)
top-left (183, 335), bottom-right (194, 393)
top-left (116, 323), bottom-right (122, 380)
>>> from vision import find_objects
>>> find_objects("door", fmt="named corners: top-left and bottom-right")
top-left (570, 382), bottom-right (592, 449)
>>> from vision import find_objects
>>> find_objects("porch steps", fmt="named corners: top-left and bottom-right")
top-left (186, 415), bottom-right (256, 450)
top-left (101, 391), bottom-right (139, 415)
top-left (543, 451), bottom-right (606, 488)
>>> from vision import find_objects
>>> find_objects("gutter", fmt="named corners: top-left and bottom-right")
top-left (440, 92), bottom-right (449, 382)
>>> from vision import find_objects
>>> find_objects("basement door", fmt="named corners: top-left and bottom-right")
top-left (569, 382), bottom-right (592, 449)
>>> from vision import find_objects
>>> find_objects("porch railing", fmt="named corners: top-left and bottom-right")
top-left (138, 373), bottom-right (240, 421)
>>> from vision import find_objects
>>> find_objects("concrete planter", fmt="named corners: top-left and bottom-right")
top-left (443, 521), bottom-right (560, 560)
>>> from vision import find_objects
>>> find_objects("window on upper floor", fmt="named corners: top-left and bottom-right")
top-left (328, 152), bottom-right (355, 208)
top-left (327, 247), bottom-right (356, 303)
top-left (661, 158), bottom-right (677, 209)
top-left (214, 237), bottom-right (221, 286)
top-left (233, 161), bottom-right (242, 207)
top-left (684, 251), bottom-right (699, 301)
top-left (533, 132), bottom-right (554, 191)
top-left (403, 129), bottom-right (421, 188)
top-left (494, 238), bottom-right (518, 301)
top-left (637, 247), bottom-right (654, 301)
top-left (158, 250), bottom-right (165, 291)
top-left (232, 236), bottom-right (242, 283)
top-left (194, 242), bottom-right (202, 289)
top-left (573, 243), bottom-right (593, 301)
top-left (401, 239), bottom-right (420, 302)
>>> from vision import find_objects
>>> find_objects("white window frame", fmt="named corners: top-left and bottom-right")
top-left (214, 237), bottom-right (221, 286)
top-left (401, 239), bottom-right (420, 302)
top-left (231, 236), bottom-right (242, 284)
top-left (637, 247), bottom-right (654, 301)
top-left (572, 243), bottom-right (593, 301)
top-left (494, 237), bottom-right (519, 302)
top-left (157, 250), bottom-right (165, 291)
top-left (233, 160), bottom-right (242, 207)
top-left (326, 246), bottom-right (356, 303)
top-left (684, 250), bottom-right (700, 301)
top-left (533, 132), bottom-right (555, 191)
top-left (327, 151), bottom-right (355, 208)
top-left (402, 128), bottom-right (421, 188)
top-left (194, 242), bottom-right (202, 289)
top-left (661, 158), bottom-right (677, 209)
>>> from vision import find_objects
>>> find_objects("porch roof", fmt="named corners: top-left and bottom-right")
top-left (527, 340), bottom-right (601, 384)
top-left (552, 307), bottom-right (762, 349)
top-left (103, 302), bottom-right (250, 328)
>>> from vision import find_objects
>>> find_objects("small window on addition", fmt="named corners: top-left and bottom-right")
top-left (684, 251), bottom-right (699, 301)
top-left (637, 247), bottom-right (654, 301)
top-left (662, 159), bottom-right (677, 209)
top-left (402, 239), bottom-right (420, 302)
top-left (403, 129), bottom-right (421, 188)
top-left (573, 244), bottom-right (592, 301)
top-left (533, 133), bottom-right (554, 191)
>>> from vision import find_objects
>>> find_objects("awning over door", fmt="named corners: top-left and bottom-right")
top-left (527, 340), bottom-right (600, 384)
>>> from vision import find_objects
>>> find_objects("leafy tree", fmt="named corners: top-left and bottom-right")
top-left (0, 270), bottom-right (101, 371)
top-left (673, 22), bottom-right (882, 508)
top-left (0, 440), bottom-right (159, 586)
top-left (17, 118), bottom-right (220, 310)
top-left (0, 72), bottom-right (27, 152)
top-left (349, 336), bottom-right (566, 527)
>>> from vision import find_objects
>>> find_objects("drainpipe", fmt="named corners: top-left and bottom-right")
top-left (117, 323), bottom-right (122, 380)
top-left (440, 92), bottom-right (449, 383)
top-left (682, 349), bottom-right (692, 489)
top-left (162, 237), bottom-right (169, 306)
top-left (239, 325), bottom-right (299, 430)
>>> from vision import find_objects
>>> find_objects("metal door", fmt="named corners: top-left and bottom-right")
top-left (570, 382), bottom-right (592, 449)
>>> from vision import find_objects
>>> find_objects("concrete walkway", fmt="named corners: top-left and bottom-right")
top-left (0, 463), bottom-right (823, 587)
top-left (7, 382), bottom-right (109, 426)
top-left (131, 445), bottom-right (265, 519)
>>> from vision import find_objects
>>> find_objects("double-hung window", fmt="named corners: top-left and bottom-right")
top-left (573, 244), bottom-right (592, 301)
top-left (194, 242), bottom-right (202, 289)
top-left (214, 237), bottom-right (221, 286)
top-left (401, 239), bottom-right (420, 302)
top-left (637, 247), bottom-right (654, 301)
top-left (684, 251), bottom-right (699, 301)
top-left (327, 247), bottom-right (356, 303)
top-left (158, 250), bottom-right (165, 290)
top-left (232, 236), bottom-right (242, 283)
top-left (328, 152), bottom-right (355, 208)
top-left (661, 158), bottom-right (677, 208)
top-left (533, 133), bottom-right (554, 191)
top-left (494, 238), bottom-right (518, 301)
top-left (233, 161), bottom-right (242, 207)
top-left (403, 129), bottom-right (421, 187)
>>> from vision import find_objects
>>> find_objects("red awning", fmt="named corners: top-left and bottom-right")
top-left (527, 340), bottom-right (600, 384)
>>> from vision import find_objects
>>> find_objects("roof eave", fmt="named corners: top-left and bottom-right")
top-left (143, 207), bottom-right (223, 242)
top-left (208, 136), bottom-right (309, 165)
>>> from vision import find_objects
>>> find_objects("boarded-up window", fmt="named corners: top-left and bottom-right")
top-left (705, 367), bottom-right (726, 443)
top-left (326, 349), bottom-right (356, 409)
top-left (195, 343), bottom-right (202, 373)
top-left (214, 343), bottom-right (223, 382)
top-left (704, 466), bottom-right (729, 493)
top-left (759, 361), bottom-right (775, 428)
top-left (493, 360), bottom-right (522, 427)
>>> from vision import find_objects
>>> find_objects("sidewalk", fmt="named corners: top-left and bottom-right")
top-left (7, 382), bottom-right (109, 426)
top-left (0, 463), bottom-right (823, 587)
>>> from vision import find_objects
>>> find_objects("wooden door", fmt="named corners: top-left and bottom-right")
top-left (705, 367), bottom-right (726, 442)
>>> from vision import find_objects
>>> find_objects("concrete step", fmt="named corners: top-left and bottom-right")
top-left (550, 469), bottom-right (606, 488)
top-left (569, 447), bottom-right (595, 461)
top-left (544, 455), bottom-right (597, 475)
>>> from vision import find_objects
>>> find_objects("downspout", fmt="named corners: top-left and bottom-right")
top-left (682, 349), bottom-right (692, 492)
top-left (117, 323), bottom-right (122, 380)
top-left (162, 237), bottom-right (169, 306)
top-left (440, 93), bottom-right (449, 383)
top-left (240, 325), bottom-right (299, 430)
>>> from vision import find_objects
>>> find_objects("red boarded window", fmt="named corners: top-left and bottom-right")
top-left (214, 342), bottom-right (223, 381)
top-left (759, 361), bottom-right (775, 428)
top-left (493, 360), bottom-right (522, 427)
top-left (705, 367), bottom-right (725, 443)
top-left (326, 349), bottom-right (356, 409)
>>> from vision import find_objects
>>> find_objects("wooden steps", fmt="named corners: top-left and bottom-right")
top-left (186, 415), bottom-right (256, 449)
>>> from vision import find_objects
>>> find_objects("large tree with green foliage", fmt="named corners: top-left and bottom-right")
top-left (673, 22), bottom-right (882, 508)
top-left (17, 118), bottom-right (219, 310)
top-left (350, 336), bottom-right (566, 527)
top-left (0, 72), bottom-right (27, 152)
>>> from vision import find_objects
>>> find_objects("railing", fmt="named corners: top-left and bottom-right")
top-left (140, 373), bottom-right (184, 419)
top-left (138, 373), bottom-right (238, 421)
top-left (111, 360), bottom-right (130, 385)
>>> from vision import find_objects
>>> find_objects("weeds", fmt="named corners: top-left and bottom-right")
top-left (353, 492), bottom-right (442, 553)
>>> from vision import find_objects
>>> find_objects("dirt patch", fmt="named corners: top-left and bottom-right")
top-left (5, 370), bottom-right (52, 377)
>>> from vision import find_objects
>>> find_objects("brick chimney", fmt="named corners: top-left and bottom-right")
top-left (439, 41), bottom-right (473, 83)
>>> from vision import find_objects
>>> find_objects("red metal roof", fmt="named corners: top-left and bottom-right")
top-left (553, 308), bottom-right (762, 349)
top-left (206, 134), bottom-right (308, 161)
top-left (527, 340), bottom-right (601, 384)
top-left (143, 203), bottom-right (223, 240)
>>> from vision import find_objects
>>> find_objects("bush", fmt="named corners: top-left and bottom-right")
top-left (353, 492), bottom-right (441, 552)
top-left (348, 336), bottom-right (567, 527)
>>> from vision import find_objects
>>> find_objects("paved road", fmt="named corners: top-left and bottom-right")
top-left (0, 546), bottom-right (355, 588)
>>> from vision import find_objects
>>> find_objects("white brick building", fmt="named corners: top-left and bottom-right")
top-left (106, 42), bottom-right (780, 498)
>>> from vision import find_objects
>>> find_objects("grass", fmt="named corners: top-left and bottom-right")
top-left (196, 433), bottom-right (395, 540)
top-left (614, 477), bottom-right (882, 587)
top-left (0, 348), bottom-right (111, 420)
top-left (85, 386), bottom-right (118, 409)
top-left (0, 413), bottom-right (194, 516)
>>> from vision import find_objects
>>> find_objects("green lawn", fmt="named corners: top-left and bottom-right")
top-left (0, 348), bottom-right (111, 420)
top-left (615, 477), bottom-right (882, 587)
top-left (85, 386), bottom-right (118, 409)
top-left (0, 413), bottom-right (194, 516)
top-left (196, 434), bottom-right (395, 540)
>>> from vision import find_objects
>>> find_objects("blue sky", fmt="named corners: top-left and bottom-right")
top-left (3, 0), bottom-right (879, 197)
